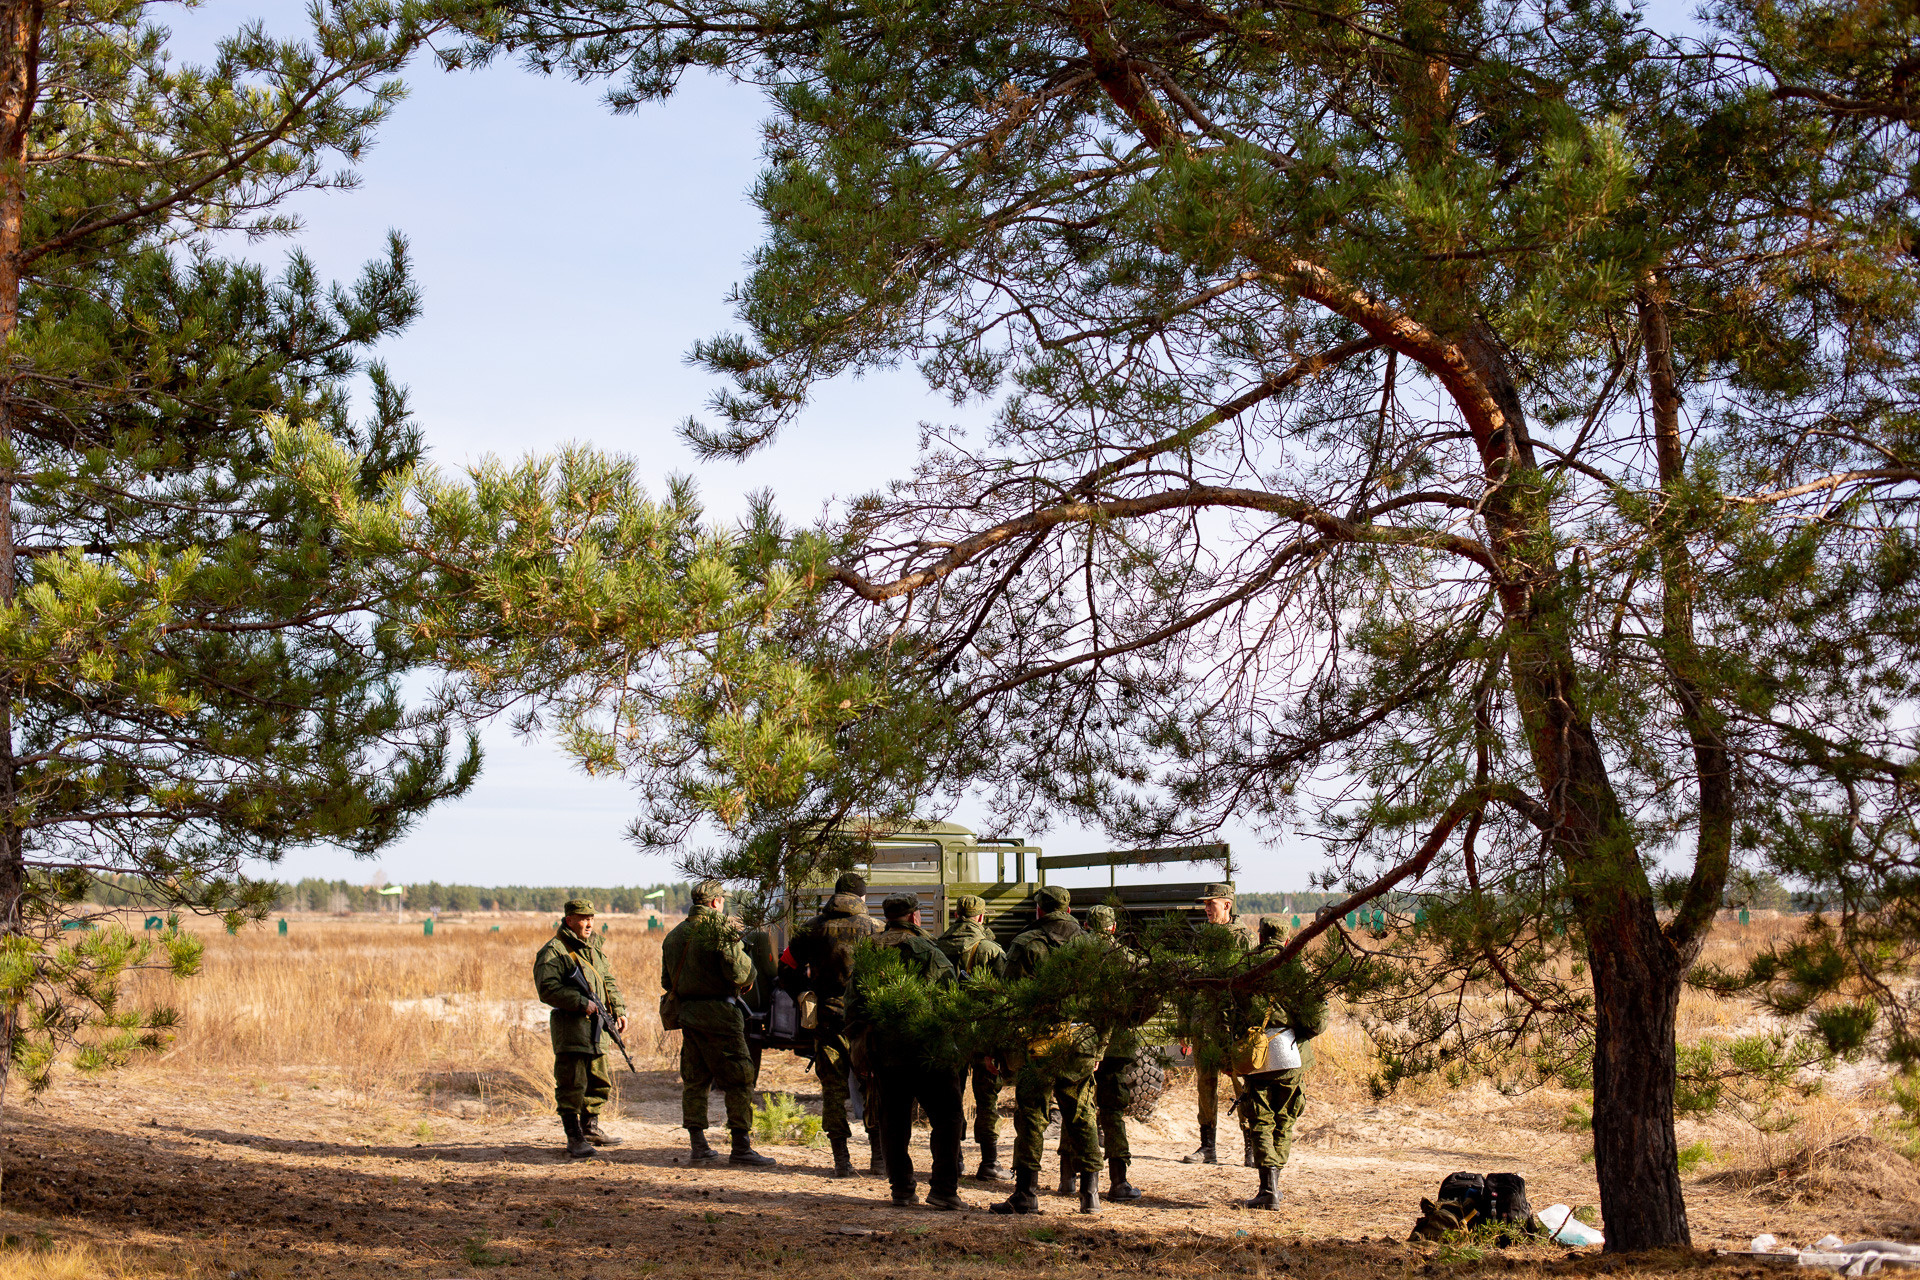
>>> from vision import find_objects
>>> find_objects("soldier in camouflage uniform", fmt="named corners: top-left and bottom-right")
top-left (534, 898), bottom-right (627, 1158)
top-left (934, 893), bottom-right (1009, 1181)
top-left (1177, 883), bottom-right (1258, 1166)
top-left (1056, 903), bottom-right (1147, 1202)
top-left (789, 871), bottom-right (882, 1177)
top-left (991, 885), bottom-right (1108, 1216)
top-left (861, 893), bottom-right (967, 1210)
top-left (661, 879), bottom-right (777, 1168)
top-left (1236, 914), bottom-right (1327, 1209)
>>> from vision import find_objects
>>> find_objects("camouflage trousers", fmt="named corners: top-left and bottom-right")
top-left (1058, 1054), bottom-right (1135, 1167)
top-left (814, 1025), bottom-right (879, 1140)
top-left (553, 1051), bottom-right (613, 1116)
top-left (680, 1018), bottom-right (757, 1133)
top-left (1240, 1069), bottom-right (1307, 1169)
top-left (1012, 1060), bottom-right (1099, 1175)
top-left (964, 1053), bottom-right (1004, 1144)
top-left (1196, 1065), bottom-right (1242, 1127)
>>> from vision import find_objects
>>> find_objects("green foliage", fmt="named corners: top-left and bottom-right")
top-left (461, 1234), bottom-right (509, 1268)
top-left (1676, 1141), bottom-right (1715, 1175)
top-left (1673, 1033), bottom-right (1827, 1134)
top-left (751, 1091), bottom-right (824, 1146)
top-left (0, 0), bottom-right (483, 1094)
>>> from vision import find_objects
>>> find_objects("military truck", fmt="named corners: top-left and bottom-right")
top-left (778, 818), bottom-right (1238, 946)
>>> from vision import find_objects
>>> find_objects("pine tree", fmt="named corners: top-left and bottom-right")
top-left (308, 0), bottom-right (1918, 1249)
top-left (0, 0), bottom-right (478, 1124)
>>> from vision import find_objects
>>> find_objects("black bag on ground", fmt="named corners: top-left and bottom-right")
top-left (1484, 1172), bottom-right (1533, 1226)
top-left (1437, 1171), bottom-right (1488, 1224)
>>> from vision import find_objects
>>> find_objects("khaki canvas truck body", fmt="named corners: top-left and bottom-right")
top-left (778, 819), bottom-right (1236, 949)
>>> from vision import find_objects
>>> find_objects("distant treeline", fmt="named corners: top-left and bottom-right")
top-left (83, 873), bottom-right (1808, 916)
top-left (85, 874), bottom-right (695, 915)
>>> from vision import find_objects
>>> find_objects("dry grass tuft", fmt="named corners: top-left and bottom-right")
top-left (1704, 1134), bottom-right (1920, 1206)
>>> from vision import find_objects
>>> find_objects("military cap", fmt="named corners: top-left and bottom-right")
top-left (1036, 884), bottom-right (1072, 912)
top-left (1258, 914), bottom-right (1285, 941)
top-left (954, 893), bottom-right (987, 917)
top-left (1196, 883), bottom-right (1235, 902)
top-left (692, 877), bottom-right (727, 902)
top-left (1086, 904), bottom-right (1118, 929)
top-left (882, 892), bottom-right (920, 919)
top-left (562, 898), bottom-right (596, 917)
top-left (834, 871), bottom-right (868, 896)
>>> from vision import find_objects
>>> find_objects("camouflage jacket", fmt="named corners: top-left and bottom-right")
top-left (661, 905), bottom-right (755, 1033)
top-left (534, 926), bottom-right (625, 1057)
top-left (934, 918), bottom-right (1006, 980)
top-left (791, 892), bottom-right (880, 1020)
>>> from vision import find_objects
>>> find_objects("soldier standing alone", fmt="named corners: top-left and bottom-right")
top-left (861, 893), bottom-right (967, 1209)
top-left (661, 878), bottom-right (778, 1168)
top-left (992, 885), bottom-right (1107, 1216)
top-left (789, 872), bottom-right (883, 1177)
top-left (934, 893), bottom-right (1009, 1180)
top-left (534, 898), bottom-right (628, 1159)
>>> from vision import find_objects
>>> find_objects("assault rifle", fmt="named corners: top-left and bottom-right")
top-left (564, 962), bottom-right (636, 1072)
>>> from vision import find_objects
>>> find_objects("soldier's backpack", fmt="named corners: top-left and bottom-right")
top-left (1408, 1171), bottom-right (1543, 1242)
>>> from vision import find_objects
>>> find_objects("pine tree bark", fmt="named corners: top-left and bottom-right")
top-left (0, 0), bottom-right (41, 1204)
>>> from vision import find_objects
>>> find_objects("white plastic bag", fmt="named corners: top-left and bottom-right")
top-left (1538, 1205), bottom-right (1605, 1247)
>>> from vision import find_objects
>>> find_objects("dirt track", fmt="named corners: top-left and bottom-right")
top-left (4, 1056), bottom-right (1915, 1279)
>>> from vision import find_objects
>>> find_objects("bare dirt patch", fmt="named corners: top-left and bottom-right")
top-left (1, 1061), bottom-right (1913, 1280)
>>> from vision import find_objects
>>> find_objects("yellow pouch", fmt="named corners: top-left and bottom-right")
top-left (1028, 1022), bottom-right (1092, 1057)
top-left (798, 991), bottom-right (818, 1031)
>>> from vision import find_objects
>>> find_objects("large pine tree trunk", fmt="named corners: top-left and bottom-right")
top-left (1588, 898), bottom-right (1690, 1250)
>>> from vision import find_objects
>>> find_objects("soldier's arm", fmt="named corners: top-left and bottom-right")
top-left (535, 946), bottom-right (590, 1012)
top-left (723, 934), bottom-right (755, 992)
top-left (983, 941), bottom-right (1008, 981)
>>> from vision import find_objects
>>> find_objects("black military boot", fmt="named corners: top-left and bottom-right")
top-left (1242, 1166), bottom-right (1281, 1211)
top-left (1242, 1132), bottom-right (1255, 1168)
top-left (687, 1128), bottom-right (722, 1165)
top-left (1108, 1158), bottom-right (1142, 1202)
top-left (729, 1128), bottom-right (778, 1167)
top-left (829, 1133), bottom-right (857, 1178)
top-left (561, 1111), bottom-right (596, 1159)
top-left (1181, 1123), bottom-right (1217, 1164)
top-left (580, 1113), bottom-right (622, 1146)
top-left (989, 1167), bottom-right (1043, 1215)
top-left (1057, 1163), bottom-right (1077, 1196)
top-left (975, 1137), bottom-right (1008, 1182)
top-left (1077, 1170), bottom-right (1101, 1215)
top-left (866, 1128), bottom-right (887, 1176)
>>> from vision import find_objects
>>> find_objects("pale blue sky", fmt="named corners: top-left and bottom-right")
top-left (183, 0), bottom-right (1699, 892)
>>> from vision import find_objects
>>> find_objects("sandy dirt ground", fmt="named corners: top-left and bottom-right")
top-left (3, 1052), bottom-right (1916, 1280)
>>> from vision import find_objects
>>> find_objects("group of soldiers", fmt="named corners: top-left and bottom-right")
top-left (532, 877), bottom-right (1326, 1214)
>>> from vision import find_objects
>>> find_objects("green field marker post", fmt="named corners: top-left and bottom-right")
top-left (424, 918), bottom-right (434, 937)
top-left (278, 918), bottom-right (288, 936)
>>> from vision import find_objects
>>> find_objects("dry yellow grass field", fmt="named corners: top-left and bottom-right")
top-left (0, 908), bottom-right (1907, 1280)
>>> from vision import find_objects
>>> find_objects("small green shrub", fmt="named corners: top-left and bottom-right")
top-left (1677, 1140), bottom-right (1715, 1174)
top-left (461, 1235), bottom-right (508, 1268)
top-left (752, 1092), bottom-right (824, 1146)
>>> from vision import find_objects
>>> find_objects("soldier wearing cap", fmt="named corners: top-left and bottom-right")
top-left (661, 878), bottom-right (777, 1168)
top-left (935, 892), bottom-right (1009, 1180)
top-left (1055, 902), bottom-right (1149, 1203)
top-left (991, 884), bottom-right (1108, 1216)
top-left (1233, 913), bottom-right (1326, 1210)
top-left (788, 871), bottom-right (883, 1177)
top-left (857, 892), bottom-right (966, 1209)
top-left (1177, 883), bottom-right (1258, 1166)
top-left (533, 897), bottom-right (628, 1158)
